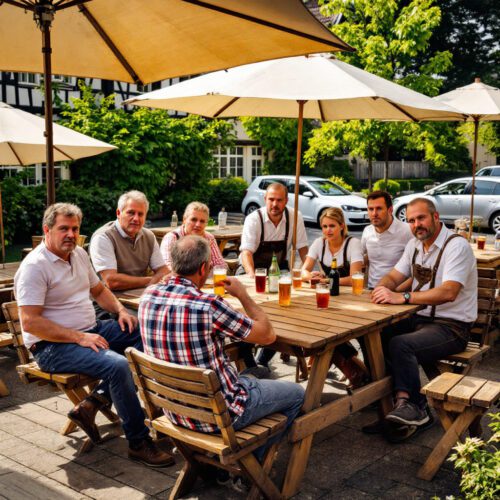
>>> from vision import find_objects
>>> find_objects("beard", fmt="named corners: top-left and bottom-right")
top-left (413, 222), bottom-right (437, 241)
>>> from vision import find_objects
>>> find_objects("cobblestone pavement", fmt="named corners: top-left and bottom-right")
top-left (1, 339), bottom-right (498, 500)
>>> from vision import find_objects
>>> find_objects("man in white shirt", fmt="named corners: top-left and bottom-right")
top-left (90, 190), bottom-right (167, 291)
top-left (372, 198), bottom-right (477, 429)
top-left (238, 183), bottom-right (309, 277)
top-left (15, 203), bottom-right (173, 467)
top-left (361, 191), bottom-right (412, 289)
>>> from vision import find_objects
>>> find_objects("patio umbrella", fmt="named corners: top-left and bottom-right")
top-left (0, 101), bottom-right (116, 265)
top-left (0, 0), bottom-right (352, 206)
top-left (125, 53), bottom-right (465, 267)
top-left (435, 79), bottom-right (500, 238)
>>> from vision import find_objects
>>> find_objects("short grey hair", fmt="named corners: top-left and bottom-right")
top-left (171, 235), bottom-right (210, 276)
top-left (407, 197), bottom-right (436, 216)
top-left (117, 190), bottom-right (149, 212)
top-left (43, 203), bottom-right (82, 229)
top-left (183, 201), bottom-right (209, 220)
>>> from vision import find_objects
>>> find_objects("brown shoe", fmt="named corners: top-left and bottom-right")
top-left (331, 352), bottom-right (370, 389)
top-left (128, 438), bottom-right (175, 468)
top-left (68, 397), bottom-right (103, 444)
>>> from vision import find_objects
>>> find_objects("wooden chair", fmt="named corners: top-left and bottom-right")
top-left (23, 235), bottom-right (88, 259)
top-left (418, 373), bottom-right (500, 480)
top-left (2, 301), bottom-right (120, 452)
top-left (125, 347), bottom-right (287, 500)
top-left (0, 287), bottom-right (14, 397)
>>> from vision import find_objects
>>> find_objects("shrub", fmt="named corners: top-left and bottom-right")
top-left (329, 176), bottom-right (353, 192)
top-left (206, 177), bottom-right (248, 213)
top-left (373, 179), bottom-right (401, 196)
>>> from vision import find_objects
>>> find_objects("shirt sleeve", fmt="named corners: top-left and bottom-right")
top-left (394, 241), bottom-right (414, 278)
top-left (441, 238), bottom-right (476, 286)
top-left (207, 233), bottom-right (227, 269)
top-left (15, 262), bottom-right (48, 306)
top-left (306, 237), bottom-right (323, 261)
top-left (160, 233), bottom-right (177, 268)
top-left (347, 237), bottom-right (364, 264)
top-left (89, 232), bottom-right (117, 273)
top-left (239, 212), bottom-right (261, 253)
top-left (211, 297), bottom-right (253, 340)
top-left (149, 239), bottom-right (165, 271)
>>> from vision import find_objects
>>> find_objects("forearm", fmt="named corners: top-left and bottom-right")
top-left (407, 285), bottom-right (459, 306)
top-left (240, 251), bottom-right (256, 276)
top-left (92, 286), bottom-right (127, 315)
top-left (150, 266), bottom-right (168, 285)
top-left (376, 274), bottom-right (400, 291)
top-left (103, 273), bottom-right (151, 291)
top-left (239, 293), bottom-right (275, 344)
top-left (21, 314), bottom-right (83, 344)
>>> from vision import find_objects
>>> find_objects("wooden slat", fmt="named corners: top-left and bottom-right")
top-left (141, 377), bottom-right (212, 409)
top-left (421, 372), bottom-right (463, 400)
top-left (138, 365), bottom-right (209, 394)
top-left (471, 380), bottom-right (500, 408)
top-left (478, 288), bottom-right (496, 299)
top-left (446, 376), bottom-right (487, 405)
top-left (478, 277), bottom-right (499, 289)
top-left (446, 345), bottom-right (489, 363)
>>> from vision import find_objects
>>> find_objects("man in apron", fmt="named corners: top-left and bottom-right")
top-left (237, 182), bottom-right (309, 373)
top-left (372, 198), bottom-right (477, 433)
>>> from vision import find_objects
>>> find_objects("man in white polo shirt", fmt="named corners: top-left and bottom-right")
top-left (372, 198), bottom-right (477, 429)
top-left (14, 203), bottom-right (173, 467)
top-left (361, 190), bottom-right (412, 289)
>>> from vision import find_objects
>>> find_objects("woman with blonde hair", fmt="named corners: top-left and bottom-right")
top-left (301, 207), bottom-right (368, 388)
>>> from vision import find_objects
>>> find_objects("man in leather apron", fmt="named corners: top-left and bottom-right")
top-left (238, 182), bottom-right (309, 372)
top-left (371, 198), bottom-right (477, 433)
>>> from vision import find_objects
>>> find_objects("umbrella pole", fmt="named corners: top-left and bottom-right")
top-left (291, 100), bottom-right (306, 270)
top-left (468, 118), bottom-right (479, 240)
top-left (0, 185), bottom-right (5, 269)
top-left (36, 2), bottom-right (56, 206)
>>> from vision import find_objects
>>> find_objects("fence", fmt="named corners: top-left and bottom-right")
top-left (354, 160), bottom-right (429, 180)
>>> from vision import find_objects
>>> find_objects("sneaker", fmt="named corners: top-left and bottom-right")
top-left (216, 470), bottom-right (251, 493)
top-left (241, 365), bottom-right (271, 379)
top-left (128, 437), bottom-right (175, 468)
top-left (385, 399), bottom-right (430, 426)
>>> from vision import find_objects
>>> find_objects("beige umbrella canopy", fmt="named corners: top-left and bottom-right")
top-left (0, 0), bottom-right (352, 205)
top-left (435, 78), bottom-right (500, 237)
top-left (126, 53), bottom-right (465, 267)
top-left (0, 101), bottom-right (116, 264)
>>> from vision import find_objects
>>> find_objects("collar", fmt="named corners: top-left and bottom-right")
top-left (169, 275), bottom-right (198, 289)
top-left (262, 207), bottom-right (286, 226)
top-left (114, 219), bottom-right (143, 242)
top-left (373, 216), bottom-right (397, 235)
top-left (417, 223), bottom-right (449, 254)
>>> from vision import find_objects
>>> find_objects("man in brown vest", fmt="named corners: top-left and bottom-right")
top-left (90, 190), bottom-right (167, 291)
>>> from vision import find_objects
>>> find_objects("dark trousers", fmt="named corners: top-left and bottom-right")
top-left (382, 315), bottom-right (469, 408)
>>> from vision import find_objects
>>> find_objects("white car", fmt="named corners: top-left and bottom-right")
top-left (241, 175), bottom-right (368, 226)
top-left (393, 177), bottom-right (500, 232)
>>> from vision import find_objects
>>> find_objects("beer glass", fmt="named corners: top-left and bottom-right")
top-left (255, 268), bottom-right (267, 293)
top-left (213, 265), bottom-right (227, 296)
top-left (352, 272), bottom-right (364, 296)
top-left (278, 273), bottom-right (292, 307)
top-left (310, 276), bottom-right (320, 289)
top-left (316, 283), bottom-right (330, 309)
top-left (477, 235), bottom-right (486, 250)
top-left (292, 268), bottom-right (302, 289)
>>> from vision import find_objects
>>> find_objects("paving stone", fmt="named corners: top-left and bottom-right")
top-left (9, 445), bottom-right (69, 475)
top-left (0, 435), bottom-right (36, 455)
top-left (10, 402), bottom-right (69, 432)
top-left (36, 475), bottom-right (93, 499)
top-left (0, 471), bottom-right (79, 500)
top-left (322, 486), bottom-right (377, 499)
top-left (0, 455), bottom-right (43, 479)
top-left (381, 483), bottom-right (428, 499)
top-left (0, 411), bottom-right (47, 436)
top-left (344, 469), bottom-right (397, 496)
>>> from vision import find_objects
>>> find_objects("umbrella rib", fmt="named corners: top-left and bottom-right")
top-left (183, 0), bottom-right (354, 52)
top-left (374, 98), bottom-right (418, 122)
top-left (6, 142), bottom-right (25, 165)
top-left (58, 0), bottom-right (91, 11)
top-left (1, 0), bottom-right (34, 10)
top-left (53, 145), bottom-right (74, 161)
top-left (318, 101), bottom-right (326, 122)
top-left (77, 4), bottom-right (143, 85)
top-left (213, 97), bottom-right (240, 118)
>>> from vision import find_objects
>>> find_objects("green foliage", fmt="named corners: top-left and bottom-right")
top-left (241, 117), bottom-right (313, 175)
top-left (59, 83), bottom-right (234, 214)
top-left (206, 177), bottom-right (248, 214)
top-left (460, 122), bottom-right (500, 161)
top-left (373, 179), bottom-right (401, 195)
top-left (329, 176), bottom-right (353, 192)
top-left (304, 158), bottom-right (358, 189)
top-left (392, 178), bottom-right (435, 192)
top-left (448, 413), bottom-right (500, 499)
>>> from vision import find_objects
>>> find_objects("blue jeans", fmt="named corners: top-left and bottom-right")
top-left (233, 376), bottom-right (305, 460)
top-left (33, 320), bottom-right (149, 444)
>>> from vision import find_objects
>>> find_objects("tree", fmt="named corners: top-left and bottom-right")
top-left (58, 84), bottom-right (234, 213)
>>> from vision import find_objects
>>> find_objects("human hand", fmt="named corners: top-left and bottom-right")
top-left (118, 309), bottom-right (138, 333)
top-left (78, 333), bottom-right (109, 353)
top-left (223, 276), bottom-right (248, 300)
top-left (371, 286), bottom-right (403, 304)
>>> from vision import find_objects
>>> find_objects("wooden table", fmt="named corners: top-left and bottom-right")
top-left (117, 278), bottom-right (421, 498)
top-left (151, 225), bottom-right (244, 253)
top-left (472, 244), bottom-right (500, 268)
top-left (0, 262), bottom-right (20, 285)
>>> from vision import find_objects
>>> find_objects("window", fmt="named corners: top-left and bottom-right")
top-left (308, 180), bottom-right (350, 195)
top-left (214, 146), bottom-right (244, 178)
top-left (287, 182), bottom-right (310, 195)
top-left (433, 182), bottom-right (468, 195)
top-left (258, 179), bottom-right (286, 190)
top-left (52, 75), bottom-right (73, 85)
top-left (466, 180), bottom-right (495, 195)
top-left (250, 146), bottom-right (263, 179)
top-left (18, 73), bottom-right (38, 85)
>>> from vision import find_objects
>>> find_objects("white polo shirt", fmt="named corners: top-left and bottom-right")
top-left (307, 236), bottom-right (363, 269)
top-left (90, 220), bottom-right (164, 273)
top-left (394, 224), bottom-right (477, 323)
top-left (361, 217), bottom-right (413, 288)
top-left (14, 243), bottom-right (100, 348)
top-left (239, 207), bottom-right (308, 256)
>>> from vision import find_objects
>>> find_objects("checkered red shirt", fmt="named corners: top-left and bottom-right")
top-left (139, 276), bottom-right (253, 433)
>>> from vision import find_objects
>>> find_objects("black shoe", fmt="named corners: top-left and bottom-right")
top-left (385, 399), bottom-right (430, 426)
top-left (68, 397), bottom-right (103, 444)
top-left (384, 412), bottom-right (435, 443)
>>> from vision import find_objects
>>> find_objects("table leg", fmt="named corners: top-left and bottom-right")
top-left (364, 329), bottom-right (392, 415)
top-left (282, 346), bottom-right (333, 498)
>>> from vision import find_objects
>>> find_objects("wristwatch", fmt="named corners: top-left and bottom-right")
top-left (403, 292), bottom-right (411, 304)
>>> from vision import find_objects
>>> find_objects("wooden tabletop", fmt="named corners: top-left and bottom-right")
top-left (471, 244), bottom-right (500, 266)
top-left (151, 225), bottom-right (243, 239)
top-left (0, 262), bottom-right (20, 285)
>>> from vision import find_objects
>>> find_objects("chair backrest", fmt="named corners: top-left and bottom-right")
top-left (125, 347), bottom-right (239, 449)
top-left (226, 214), bottom-right (245, 226)
top-left (2, 301), bottom-right (30, 364)
top-left (32, 235), bottom-right (86, 248)
top-left (0, 287), bottom-right (14, 329)
top-left (473, 277), bottom-right (499, 346)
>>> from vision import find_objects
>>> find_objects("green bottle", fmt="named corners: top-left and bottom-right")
top-left (268, 253), bottom-right (280, 293)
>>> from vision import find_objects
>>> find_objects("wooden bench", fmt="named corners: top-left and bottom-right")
top-left (126, 347), bottom-right (287, 500)
top-left (0, 287), bottom-right (14, 397)
top-left (418, 372), bottom-right (500, 481)
top-left (2, 301), bottom-right (120, 452)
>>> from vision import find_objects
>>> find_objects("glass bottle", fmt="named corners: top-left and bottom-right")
top-left (170, 211), bottom-right (178, 228)
top-left (329, 258), bottom-right (340, 296)
top-left (218, 207), bottom-right (227, 229)
top-left (268, 253), bottom-right (280, 294)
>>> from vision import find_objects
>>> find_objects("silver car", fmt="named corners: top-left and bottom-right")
top-left (393, 177), bottom-right (500, 232)
top-left (241, 175), bottom-right (368, 226)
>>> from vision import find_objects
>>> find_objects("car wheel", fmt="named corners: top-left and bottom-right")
top-left (489, 212), bottom-right (500, 233)
top-left (245, 203), bottom-right (259, 216)
top-left (396, 205), bottom-right (407, 222)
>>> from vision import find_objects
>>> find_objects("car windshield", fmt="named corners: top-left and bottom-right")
top-left (308, 180), bottom-right (350, 196)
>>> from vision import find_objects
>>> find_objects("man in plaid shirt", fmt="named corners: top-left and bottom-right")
top-left (139, 235), bottom-right (304, 444)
